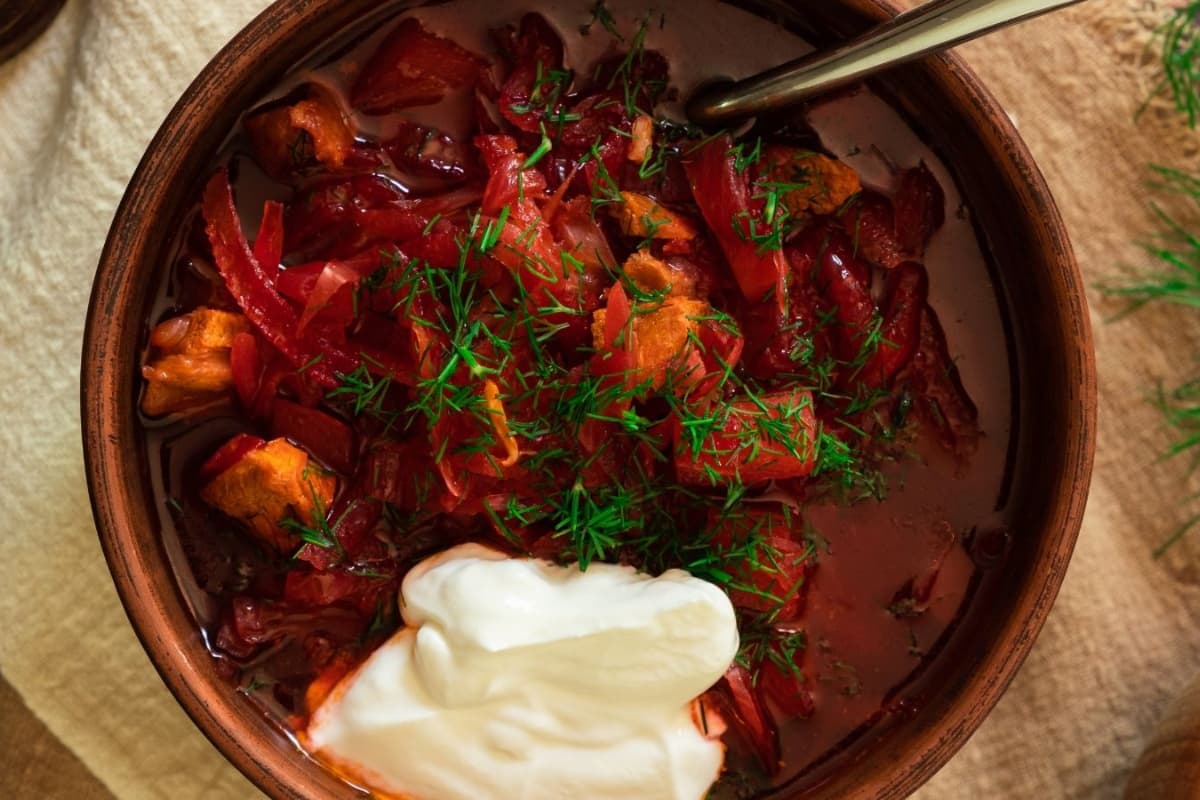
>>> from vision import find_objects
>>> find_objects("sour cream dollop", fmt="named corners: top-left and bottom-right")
top-left (305, 543), bottom-right (740, 800)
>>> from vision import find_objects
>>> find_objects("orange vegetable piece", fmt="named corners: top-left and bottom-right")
top-left (244, 86), bottom-right (355, 178)
top-left (622, 250), bottom-right (697, 298)
top-left (482, 379), bottom-right (521, 468)
top-left (201, 437), bottom-right (337, 552)
top-left (614, 192), bottom-right (698, 241)
top-left (140, 308), bottom-right (250, 416)
top-left (628, 114), bottom-right (654, 164)
top-left (593, 294), bottom-right (710, 393)
top-left (765, 146), bottom-right (862, 217)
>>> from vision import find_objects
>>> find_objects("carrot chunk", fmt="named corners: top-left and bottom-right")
top-left (614, 192), bottom-right (698, 241)
top-left (201, 437), bottom-right (337, 552)
top-left (765, 146), bottom-right (862, 217)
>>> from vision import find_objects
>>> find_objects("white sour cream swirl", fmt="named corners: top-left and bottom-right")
top-left (305, 543), bottom-right (740, 800)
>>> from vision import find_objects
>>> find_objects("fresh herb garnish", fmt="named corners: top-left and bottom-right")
top-left (1140, 1), bottom-right (1200, 128)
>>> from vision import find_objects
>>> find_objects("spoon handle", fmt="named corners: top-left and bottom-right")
top-left (687, 0), bottom-right (1087, 125)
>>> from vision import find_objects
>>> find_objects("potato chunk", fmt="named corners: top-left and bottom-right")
top-left (614, 192), bottom-right (698, 241)
top-left (141, 308), bottom-right (250, 416)
top-left (766, 146), bottom-right (861, 217)
top-left (201, 438), bottom-right (337, 552)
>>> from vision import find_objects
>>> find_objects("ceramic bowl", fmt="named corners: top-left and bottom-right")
top-left (81, 1), bottom-right (1096, 797)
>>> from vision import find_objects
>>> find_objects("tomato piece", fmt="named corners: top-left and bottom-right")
top-left (270, 398), bottom-right (356, 475)
top-left (576, 283), bottom-right (637, 452)
top-left (683, 135), bottom-right (788, 306)
top-left (893, 162), bottom-right (946, 256)
top-left (485, 213), bottom-right (563, 290)
top-left (673, 389), bottom-right (818, 485)
top-left (592, 282), bottom-right (635, 387)
top-left (275, 261), bottom-right (324, 304)
top-left (351, 18), bottom-right (487, 114)
top-left (199, 433), bottom-right (266, 481)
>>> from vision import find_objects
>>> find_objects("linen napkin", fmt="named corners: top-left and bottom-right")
top-left (1, 1), bottom-right (1198, 798)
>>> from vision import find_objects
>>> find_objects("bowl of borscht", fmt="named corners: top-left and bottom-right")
top-left (81, 0), bottom-right (1096, 797)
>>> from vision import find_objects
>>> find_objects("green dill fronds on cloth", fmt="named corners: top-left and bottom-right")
top-left (1139, 1), bottom-right (1200, 128)
top-left (1104, 163), bottom-right (1200, 554)
top-left (1104, 166), bottom-right (1200, 314)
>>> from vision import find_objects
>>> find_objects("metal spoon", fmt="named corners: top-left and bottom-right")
top-left (687, 0), bottom-right (1087, 126)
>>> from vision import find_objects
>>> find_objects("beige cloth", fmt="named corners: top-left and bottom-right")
top-left (1, 1), bottom-right (1197, 797)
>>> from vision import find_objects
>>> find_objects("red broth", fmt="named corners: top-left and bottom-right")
top-left (138, 2), bottom-right (1016, 796)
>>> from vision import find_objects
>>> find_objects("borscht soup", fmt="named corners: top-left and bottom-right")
top-left (137, 1), bottom-right (1015, 797)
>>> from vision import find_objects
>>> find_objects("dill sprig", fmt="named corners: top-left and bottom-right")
top-left (1140, 1), bottom-right (1200, 128)
top-left (280, 486), bottom-right (341, 553)
top-left (1104, 166), bottom-right (1200, 314)
top-left (1105, 165), bottom-right (1200, 553)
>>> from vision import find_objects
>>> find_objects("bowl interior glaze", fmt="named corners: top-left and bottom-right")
top-left (82, 1), bottom-right (1096, 798)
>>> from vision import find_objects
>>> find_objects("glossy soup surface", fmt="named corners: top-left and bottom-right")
top-left (139, 1), bottom-right (1016, 796)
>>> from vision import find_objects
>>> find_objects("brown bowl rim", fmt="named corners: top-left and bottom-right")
top-left (81, 1), bottom-right (1097, 798)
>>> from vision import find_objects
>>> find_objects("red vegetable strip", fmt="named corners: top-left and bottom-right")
top-left (229, 332), bottom-right (261, 410)
top-left (814, 231), bottom-right (877, 365)
top-left (578, 284), bottom-right (634, 453)
top-left (893, 162), bottom-right (946, 256)
top-left (202, 169), bottom-right (356, 388)
top-left (297, 260), bottom-right (361, 335)
top-left (684, 135), bottom-right (787, 308)
top-left (200, 433), bottom-right (266, 481)
top-left (252, 200), bottom-right (285, 276)
top-left (271, 398), bottom-right (356, 476)
top-left (858, 261), bottom-right (927, 388)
